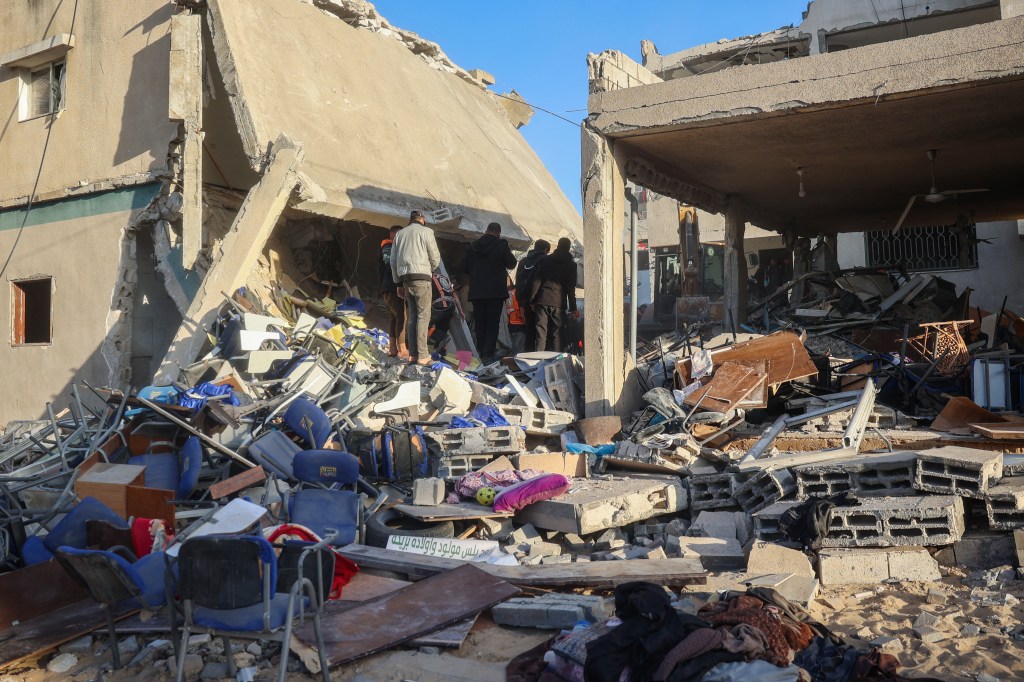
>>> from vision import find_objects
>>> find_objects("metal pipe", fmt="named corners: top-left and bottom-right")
top-left (739, 413), bottom-right (789, 465)
top-left (784, 399), bottom-right (860, 427)
top-left (625, 188), bottom-right (639, 366)
top-left (842, 378), bottom-right (876, 450)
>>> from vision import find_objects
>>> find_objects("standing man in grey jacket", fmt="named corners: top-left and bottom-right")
top-left (391, 210), bottom-right (441, 365)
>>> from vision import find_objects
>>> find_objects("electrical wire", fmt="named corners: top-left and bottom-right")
top-left (0, 0), bottom-right (81, 281)
top-left (491, 91), bottom-right (582, 128)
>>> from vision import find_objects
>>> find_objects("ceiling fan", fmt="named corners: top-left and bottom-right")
top-left (893, 149), bottom-right (989, 232)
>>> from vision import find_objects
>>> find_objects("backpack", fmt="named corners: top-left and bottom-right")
top-left (514, 255), bottom-right (542, 306)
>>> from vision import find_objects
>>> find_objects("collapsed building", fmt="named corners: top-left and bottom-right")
top-left (583, 0), bottom-right (1024, 416)
top-left (0, 0), bottom-right (581, 428)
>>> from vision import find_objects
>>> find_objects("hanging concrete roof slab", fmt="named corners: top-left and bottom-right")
top-left (206, 0), bottom-right (580, 246)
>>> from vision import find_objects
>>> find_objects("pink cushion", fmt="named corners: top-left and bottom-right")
top-left (493, 473), bottom-right (571, 512)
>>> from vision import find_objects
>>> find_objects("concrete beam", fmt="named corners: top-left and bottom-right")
top-left (169, 14), bottom-right (204, 270)
top-left (1005, 0), bottom-right (1024, 17)
top-left (581, 121), bottom-right (626, 417)
top-left (0, 33), bottom-right (75, 69)
top-left (589, 16), bottom-right (1024, 136)
top-left (154, 136), bottom-right (304, 384)
top-left (723, 201), bottom-right (747, 332)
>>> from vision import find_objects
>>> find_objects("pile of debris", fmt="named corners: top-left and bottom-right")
top-left (2, 266), bottom-right (1024, 681)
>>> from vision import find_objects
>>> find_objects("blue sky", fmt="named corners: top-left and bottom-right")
top-left (374, 1), bottom-right (811, 213)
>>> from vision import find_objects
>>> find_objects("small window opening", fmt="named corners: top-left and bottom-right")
top-left (12, 278), bottom-right (52, 345)
top-left (25, 59), bottom-right (65, 119)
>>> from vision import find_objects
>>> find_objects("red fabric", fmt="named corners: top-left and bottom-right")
top-left (264, 524), bottom-right (359, 600)
top-left (131, 518), bottom-right (174, 558)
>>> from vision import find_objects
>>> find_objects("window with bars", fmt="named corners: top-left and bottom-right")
top-left (21, 59), bottom-right (66, 120)
top-left (864, 223), bottom-right (978, 272)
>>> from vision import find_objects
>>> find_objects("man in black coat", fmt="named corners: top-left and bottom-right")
top-left (461, 222), bottom-right (516, 362)
top-left (514, 239), bottom-right (550, 351)
top-left (530, 237), bottom-right (579, 352)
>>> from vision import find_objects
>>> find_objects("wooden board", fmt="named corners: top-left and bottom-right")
top-left (339, 545), bottom-right (706, 587)
top-left (208, 465), bottom-right (267, 499)
top-left (931, 397), bottom-right (1007, 432)
top-left (0, 600), bottom-right (136, 666)
top-left (126, 485), bottom-right (175, 529)
top-left (970, 423), bottom-right (1024, 440)
top-left (392, 502), bottom-right (513, 522)
top-left (0, 560), bottom-right (87, 627)
top-left (676, 330), bottom-right (817, 389)
top-left (683, 361), bottom-right (767, 413)
top-left (293, 564), bottom-right (519, 667)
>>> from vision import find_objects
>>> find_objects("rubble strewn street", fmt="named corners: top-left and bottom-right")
top-left (3, 0), bottom-right (1024, 681)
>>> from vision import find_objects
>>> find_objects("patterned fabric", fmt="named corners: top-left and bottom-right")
top-left (654, 628), bottom-right (724, 681)
top-left (701, 596), bottom-right (794, 667)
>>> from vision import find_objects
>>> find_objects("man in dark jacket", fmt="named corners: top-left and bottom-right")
top-left (461, 222), bottom-right (516, 362)
top-left (378, 225), bottom-right (407, 359)
top-left (514, 239), bottom-right (550, 351)
top-left (530, 237), bottom-right (579, 352)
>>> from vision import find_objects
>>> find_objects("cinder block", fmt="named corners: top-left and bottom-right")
top-left (497, 405), bottom-right (575, 436)
top-left (818, 547), bottom-right (941, 586)
top-left (507, 523), bottom-right (540, 546)
top-left (433, 453), bottom-right (501, 480)
top-left (429, 368), bottom-right (472, 415)
top-left (755, 496), bottom-right (965, 548)
top-left (732, 468), bottom-right (795, 514)
top-left (675, 537), bottom-right (745, 570)
top-left (794, 452), bottom-right (917, 500)
top-left (914, 446), bottom-right (1002, 499)
top-left (426, 426), bottom-right (526, 457)
top-left (747, 541), bottom-right (814, 578)
top-left (688, 472), bottom-right (737, 510)
top-left (492, 594), bottom-right (608, 629)
top-left (689, 511), bottom-right (753, 546)
top-left (935, 531), bottom-right (1018, 570)
top-left (985, 478), bottom-right (1024, 530)
top-left (411, 478), bottom-right (445, 506)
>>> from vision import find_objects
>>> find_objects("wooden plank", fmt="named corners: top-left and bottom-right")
top-left (126, 485), bottom-right (176, 529)
top-left (970, 423), bottom-right (1024, 440)
top-left (338, 545), bottom-right (706, 588)
top-left (293, 564), bottom-right (519, 667)
top-left (0, 601), bottom-right (136, 666)
top-left (0, 560), bottom-right (88, 628)
top-left (676, 330), bottom-right (817, 388)
top-left (683, 361), bottom-right (766, 413)
top-left (931, 397), bottom-right (1007, 432)
top-left (208, 465), bottom-right (267, 499)
top-left (392, 502), bottom-right (513, 522)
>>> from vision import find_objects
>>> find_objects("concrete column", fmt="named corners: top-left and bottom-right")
top-left (1002, 0), bottom-right (1024, 18)
top-left (154, 136), bottom-right (304, 384)
top-left (169, 14), bottom-right (204, 270)
top-left (581, 122), bottom-right (626, 417)
top-left (723, 200), bottom-right (747, 333)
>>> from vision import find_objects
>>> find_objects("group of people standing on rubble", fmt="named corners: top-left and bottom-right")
top-left (378, 210), bottom-right (578, 365)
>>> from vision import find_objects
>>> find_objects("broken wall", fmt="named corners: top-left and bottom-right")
top-left (205, 0), bottom-right (581, 247)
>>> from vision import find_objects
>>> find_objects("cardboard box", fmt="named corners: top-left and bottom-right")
top-left (75, 463), bottom-right (145, 519)
top-left (512, 452), bottom-right (589, 478)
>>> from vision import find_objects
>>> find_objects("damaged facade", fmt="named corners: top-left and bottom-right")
top-left (0, 0), bottom-right (580, 428)
top-left (585, 0), bottom-right (1024, 415)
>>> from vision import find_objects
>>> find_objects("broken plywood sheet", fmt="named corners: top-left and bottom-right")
top-left (683, 361), bottom-right (767, 413)
top-left (970, 423), bottom-right (1024, 440)
top-left (293, 564), bottom-right (518, 667)
top-left (514, 476), bottom-right (688, 534)
top-left (0, 601), bottom-right (136, 666)
top-left (339, 545), bottom-right (706, 588)
top-left (931, 397), bottom-right (1006, 433)
top-left (676, 331), bottom-right (817, 389)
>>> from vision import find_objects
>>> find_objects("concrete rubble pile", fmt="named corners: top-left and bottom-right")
top-left (1, 269), bottom-right (1022, 682)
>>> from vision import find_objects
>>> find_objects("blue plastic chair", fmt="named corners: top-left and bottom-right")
top-left (21, 497), bottom-right (129, 566)
top-left (173, 534), bottom-right (331, 682)
top-left (247, 398), bottom-right (334, 480)
top-left (55, 547), bottom-right (169, 669)
top-left (128, 435), bottom-right (203, 499)
top-left (288, 451), bottom-right (362, 546)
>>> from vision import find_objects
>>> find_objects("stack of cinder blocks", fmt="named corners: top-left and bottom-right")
top-left (426, 426), bottom-right (526, 479)
top-left (793, 452), bottom-right (917, 500)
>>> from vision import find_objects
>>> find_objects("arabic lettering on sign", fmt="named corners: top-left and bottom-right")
top-left (386, 534), bottom-right (499, 560)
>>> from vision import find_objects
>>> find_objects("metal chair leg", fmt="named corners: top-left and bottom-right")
top-left (314, 612), bottom-right (330, 682)
top-left (224, 635), bottom-right (236, 678)
top-left (105, 606), bottom-right (121, 670)
top-left (279, 611), bottom-right (295, 682)
top-left (175, 624), bottom-right (190, 682)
